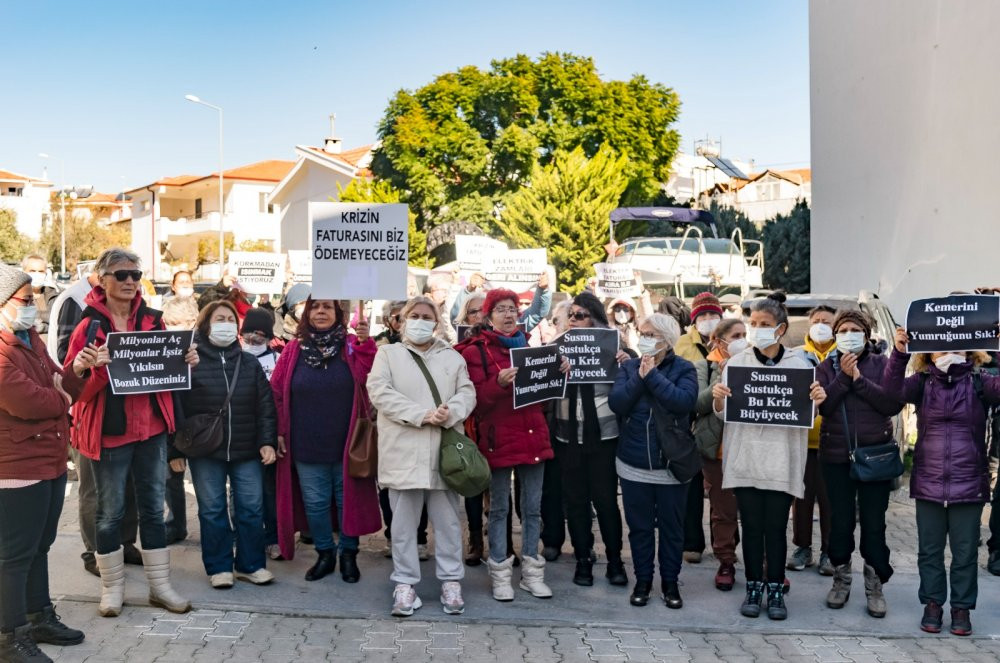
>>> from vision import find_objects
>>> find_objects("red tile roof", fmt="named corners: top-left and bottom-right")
top-left (0, 169), bottom-right (50, 184)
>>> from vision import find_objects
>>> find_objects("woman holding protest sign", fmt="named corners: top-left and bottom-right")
top-left (815, 310), bottom-right (903, 618)
top-left (0, 265), bottom-right (88, 660)
top-left (367, 296), bottom-right (477, 616)
top-left (884, 326), bottom-right (1000, 636)
top-left (711, 292), bottom-right (827, 621)
top-left (270, 298), bottom-right (381, 583)
top-left (609, 313), bottom-right (699, 609)
top-left (459, 288), bottom-right (567, 602)
top-left (693, 317), bottom-right (747, 592)
top-left (65, 248), bottom-right (198, 618)
top-left (173, 300), bottom-right (278, 589)
top-left (554, 292), bottom-right (630, 587)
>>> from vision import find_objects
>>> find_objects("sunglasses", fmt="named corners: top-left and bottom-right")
top-left (569, 311), bottom-right (591, 321)
top-left (104, 269), bottom-right (143, 282)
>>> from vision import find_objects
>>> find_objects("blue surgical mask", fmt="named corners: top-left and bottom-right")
top-left (836, 331), bottom-right (866, 355)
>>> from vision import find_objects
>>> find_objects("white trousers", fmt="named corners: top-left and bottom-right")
top-left (388, 488), bottom-right (465, 585)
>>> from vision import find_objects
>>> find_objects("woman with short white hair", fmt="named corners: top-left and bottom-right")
top-left (367, 296), bottom-right (477, 617)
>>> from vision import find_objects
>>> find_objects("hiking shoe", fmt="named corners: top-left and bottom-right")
top-left (826, 563), bottom-right (852, 609)
top-left (235, 568), bottom-right (274, 585)
top-left (863, 564), bottom-right (886, 618)
top-left (27, 606), bottom-right (85, 646)
top-left (0, 625), bottom-right (51, 663)
top-left (950, 608), bottom-right (972, 636)
top-left (266, 544), bottom-right (284, 561)
top-left (766, 582), bottom-right (788, 620)
top-left (740, 581), bottom-right (765, 618)
top-left (440, 581), bottom-right (465, 615)
top-left (682, 551), bottom-right (702, 564)
top-left (715, 562), bottom-right (736, 591)
top-left (210, 572), bottom-right (234, 589)
top-left (818, 552), bottom-right (835, 576)
top-left (786, 546), bottom-right (813, 571)
top-left (920, 601), bottom-right (943, 633)
top-left (392, 584), bottom-right (422, 617)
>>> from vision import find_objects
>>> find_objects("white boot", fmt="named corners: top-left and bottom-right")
top-left (95, 547), bottom-right (126, 617)
top-left (519, 555), bottom-right (553, 598)
top-left (487, 556), bottom-right (515, 602)
top-left (141, 548), bottom-right (191, 614)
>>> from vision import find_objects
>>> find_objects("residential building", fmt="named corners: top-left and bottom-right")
top-left (702, 168), bottom-right (812, 223)
top-left (0, 169), bottom-right (52, 239)
top-left (124, 160), bottom-right (294, 281)
top-left (663, 149), bottom-right (755, 203)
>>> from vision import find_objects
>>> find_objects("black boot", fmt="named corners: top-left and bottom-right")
top-left (629, 579), bottom-right (652, 607)
top-left (304, 549), bottom-right (336, 581)
top-left (741, 581), bottom-right (765, 618)
top-left (573, 557), bottom-right (594, 586)
top-left (340, 550), bottom-right (361, 583)
top-left (661, 580), bottom-right (683, 609)
top-left (0, 625), bottom-right (51, 662)
top-left (122, 543), bottom-right (142, 566)
top-left (80, 552), bottom-right (99, 578)
top-left (766, 582), bottom-right (788, 620)
top-left (27, 606), bottom-right (84, 646)
top-left (606, 555), bottom-right (628, 586)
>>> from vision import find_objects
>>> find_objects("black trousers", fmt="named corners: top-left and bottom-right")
top-left (987, 479), bottom-right (1000, 553)
top-left (540, 454), bottom-right (567, 549)
top-left (822, 461), bottom-right (893, 583)
top-left (682, 470), bottom-right (706, 553)
top-left (734, 487), bottom-right (793, 583)
top-left (0, 475), bottom-right (66, 632)
top-left (165, 466), bottom-right (187, 536)
top-left (379, 487), bottom-right (427, 544)
top-left (555, 439), bottom-right (622, 559)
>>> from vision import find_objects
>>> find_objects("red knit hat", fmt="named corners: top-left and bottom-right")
top-left (483, 288), bottom-right (519, 317)
top-left (690, 291), bottom-right (723, 322)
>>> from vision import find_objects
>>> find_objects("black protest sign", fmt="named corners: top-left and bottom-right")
top-left (558, 328), bottom-right (620, 384)
top-left (724, 365), bottom-right (815, 429)
top-left (456, 325), bottom-right (473, 343)
top-left (509, 345), bottom-right (567, 409)
top-left (105, 330), bottom-right (194, 395)
top-left (905, 295), bottom-right (1000, 353)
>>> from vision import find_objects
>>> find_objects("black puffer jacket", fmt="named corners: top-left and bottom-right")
top-left (179, 335), bottom-right (277, 462)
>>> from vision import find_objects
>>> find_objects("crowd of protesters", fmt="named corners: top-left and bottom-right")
top-left (1, 249), bottom-right (999, 661)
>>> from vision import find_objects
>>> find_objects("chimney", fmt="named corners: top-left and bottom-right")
top-left (324, 113), bottom-right (343, 154)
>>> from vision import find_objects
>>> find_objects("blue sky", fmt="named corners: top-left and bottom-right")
top-left (1, 0), bottom-right (809, 192)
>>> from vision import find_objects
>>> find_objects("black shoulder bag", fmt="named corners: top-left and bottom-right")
top-left (843, 401), bottom-right (902, 482)
top-left (174, 354), bottom-right (242, 458)
top-left (651, 400), bottom-right (703, 484)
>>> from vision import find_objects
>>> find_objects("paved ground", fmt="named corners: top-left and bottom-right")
top-left (41, 475), bottom-right (1000, 661)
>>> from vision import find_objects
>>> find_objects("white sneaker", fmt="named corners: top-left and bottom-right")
top-left (210, 572), bottom-right (234, 589)
top-left (391, 583), bottom-right (422, 617)
top-left (440, 581), bottom-right (465, 615)
top-left (418, 544), bottom-right (430, 561)
top-left (235, 568), bottom-right (274, 585)
top-left (266, 544), bottom-right (283, 561)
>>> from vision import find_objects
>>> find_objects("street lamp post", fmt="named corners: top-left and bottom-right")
top-left (38, 152), bottom-right (67, 273)
top-left (184, 95), bottom-right (225, 271)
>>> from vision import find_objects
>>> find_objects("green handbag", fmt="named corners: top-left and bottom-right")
top-left (407, 350), bottom-right (491, 497)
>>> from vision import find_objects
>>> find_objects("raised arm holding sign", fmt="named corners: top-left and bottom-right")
top-left (904, 294), bottom-right (1000, 353)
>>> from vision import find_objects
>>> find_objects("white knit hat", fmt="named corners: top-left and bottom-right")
top-left (0, 264), bottom-right (31, 306)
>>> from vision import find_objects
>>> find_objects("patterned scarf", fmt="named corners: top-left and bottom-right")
top-left (494, 329), bottom-right (527, 349)
top-left (301, 323), bottom-right (347, 368)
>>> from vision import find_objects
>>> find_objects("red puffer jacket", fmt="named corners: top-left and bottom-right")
top-left (0, 327), bottom-right (84, 480)
top-left (65, 288), bottom-right (176, 461)
top-left (458, 329), bottom-right (553, 470)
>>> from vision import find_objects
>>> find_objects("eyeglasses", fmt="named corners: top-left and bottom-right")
top-left (492, 306), bottom-right (518, 315)
top-left (389, 315), bottom-right (401, 323)
top-left (638, 333), bottom-right (663, 341)
top-left (104, 270), bottom-right (143, 283)
top-left (467, 308), bottom-right (481, 316)
top-left (568, 311), bottom-right (591, 321)
top-left (8, 295), bottom-right (36, 306)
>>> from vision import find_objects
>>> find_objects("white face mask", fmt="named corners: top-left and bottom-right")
top-left (748, 326), bottom-right (779, 350)
top-left (2, 305), bottom-right (36, 332)
top-left (175, 287), bottom-right (194, 299)
top-left (405, 318), bottom-right (436, 345)
top-left (636, 337), bottom-right (662, 356)
top-left (933, 353), bottom-right (967, 373)
top-left (27, 272), bottom-right (46, 289)
top-left (244, 340), bottom-right (268, 356)
top-left (614, 310), bottom-right (632, 324)
top-left (725, 338), bottom-right (749, 356)
top-left (836, 331), bottom-right (866, 355)
top-left (209, 322), bottom-right (238, 347)
top-left (696, 318), bottom-right (721, 338)
top-left (809, 323), bottom-right (833, 344)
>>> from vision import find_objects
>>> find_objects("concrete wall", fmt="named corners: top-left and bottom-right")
top-left (810, 0), bottom-right (1000, 317)
top-left (278, 162), bottom-right (353, 252)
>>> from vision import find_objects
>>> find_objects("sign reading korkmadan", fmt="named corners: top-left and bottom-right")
top-left (724, 365), bottom-right (815, 429)
top-left (106, 330), bottom-right (194, 395)
top-left (228, 252), bottom-right (285, 294)
top-left (509, 345), bottom-right (567, 409)
top-left (310, 202), bottom-right (409, 300)
top-left (905, 294), bottom-right (1000, 353)
top-left (558, 328), bottom-right (620, 384)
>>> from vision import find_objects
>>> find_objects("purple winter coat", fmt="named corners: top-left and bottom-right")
top-left (883, 350), bottom-right (1000, 505)
top-left (817, 348), bottom-right (904, 464)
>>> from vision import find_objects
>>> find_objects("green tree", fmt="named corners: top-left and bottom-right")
top-left (497, 145), bottom-right (628, 292)
top-left (38, 207), bottom-right (131, 272)
top-left (761, 200), bottom-right (810, 293)
top-left (337, 178), bottom-right (430, 267)
top-left (0, 209), bottom-right (32, 264)
top-left (372, 52), bottom-right (681, 235)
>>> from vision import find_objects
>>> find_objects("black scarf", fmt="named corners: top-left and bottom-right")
top-left (567, 384), bottom-right (601, 449)
top-left (301, 324), bottom-right (347, 368)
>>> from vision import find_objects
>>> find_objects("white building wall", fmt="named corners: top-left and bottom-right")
top-left (0, 183), bottom-right (51, 239)
top-left (277, 162), bottom-right (353, 251)
top-left (810, 0), bottom-right (1000, 315)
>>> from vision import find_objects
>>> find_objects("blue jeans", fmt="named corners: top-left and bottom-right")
top-left (294, 461), bottom-right (358, 553)
top-left (189, 457), bottom-right (266, 575)
top-left (488, 463), bottom-right (545, 562)
top-left (95, 434), bottom-right (167, 554)
top-left (620, 478), bottom-right (688, 583)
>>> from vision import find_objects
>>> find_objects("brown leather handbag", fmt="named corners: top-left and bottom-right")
top-left (347, 386), bottom-right (378, 479)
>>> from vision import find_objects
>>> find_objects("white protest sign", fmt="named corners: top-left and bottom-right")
top-left (228, 252), bottom-right (285, 294)
top-left (455, 234), bottom-right (508, 270)
top-left (310, 202), bottom-right (409, 300)
top-left (594, 263), bottom-right (641, 299)
top-left (287, 250), bottom-right (312, 282)
top-left (482, 248), bottom-right (547, 287)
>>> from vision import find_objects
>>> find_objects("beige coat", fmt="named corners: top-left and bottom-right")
top-left (367, 338), bottom-right (477, 491)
